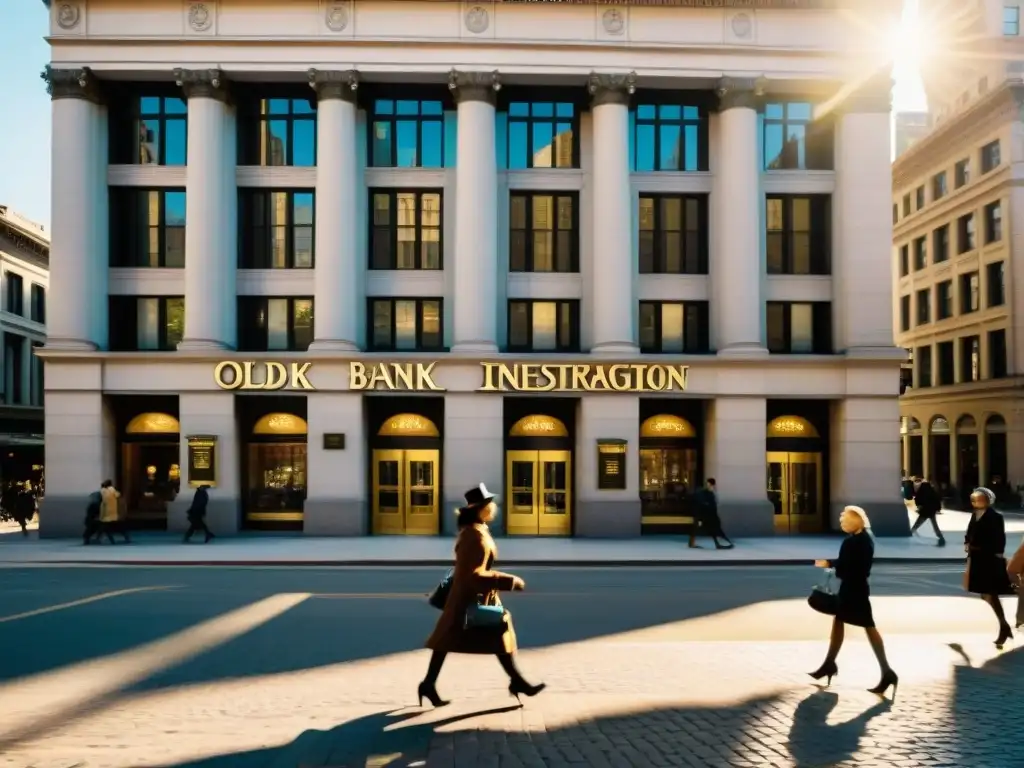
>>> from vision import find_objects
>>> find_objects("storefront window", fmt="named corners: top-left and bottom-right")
top-left (248, 443), bottom-right (307, 514)
top-left (639, 448), bottom-right (698, 514)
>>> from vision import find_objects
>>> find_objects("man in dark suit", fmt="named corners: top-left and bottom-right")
top-left (691, 478), bottom-right (734, 550)
top-left (183, 485), bottom-right (215, 543)
top-left (911, 475), bottom-right (945, 546)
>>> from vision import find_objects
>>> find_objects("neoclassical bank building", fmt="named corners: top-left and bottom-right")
top-left (39, 0), bottom-right (905, 539)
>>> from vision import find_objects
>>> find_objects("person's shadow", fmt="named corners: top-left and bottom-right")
top-left (787, 690), bottom-right (891, 768)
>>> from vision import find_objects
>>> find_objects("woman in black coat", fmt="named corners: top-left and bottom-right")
top-left (964, 487), bottom-right (1014, 648)
top-left (809, 506), bottom-right (898, 698)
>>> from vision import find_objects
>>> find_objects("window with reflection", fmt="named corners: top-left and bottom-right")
top-left (368, 298), bottom-right (443, 351)
top-left (509, 193), bottom-right (577, 272)
top-left (108, 296), bottom-right (184, 351)
top-left (507, 300), bottom-right (579, 352)
top-left (639, 195), bottom-right (707, 274)
top-left (933, 225), bottom-right (949, 263)
top-left (913, 236), bottom-right (927, 271)
top-left (766, 302), bottom-right (832, 354)
top-left (238, 190), bottom-right (314, 269)
top-left (631, 103), bottom-right (707, 171)
top-left (984, 201), bottom-right (1002, 243)
top-left (248, 443), bottom-right (307, 515)
top-left (960, 335), bottom-right (981, 383)
top-left (957, 213), bottom-right (975, 253)
top-left (238, 96), bottom-right (316, 166)
top-left (109, 91), bottom-right (187, 165)
top-left (981, 140), bottom-right (1001, 173)
top-left (937, 280), bottom-right (953, 320)
top-left (370, 190), bottom-right (443, 270)
top-left (932, 171), bottom-right (947, 201)
top-left (237, 297), bottom-right (313, 351)
top-left (370, 99), bottom-right (445, 167)
top-left (639, 301), bottom-right (710, 354)
top-left (960, 271), bottom-right (980, 313)
top-left (765, 195), bottom-right (830, 275)
top-left (640, 448), bottom-right (699, 511)
top-left (505, 101), bottom-right (577, 169)
top-left (916, 287), bottom-right (931, 324)
top-left (762, 102), bottom-right (833, 170)
top-left (955, 158), bottom-right (970, 188)
top-left (109, 188), bottom-right (186, 268)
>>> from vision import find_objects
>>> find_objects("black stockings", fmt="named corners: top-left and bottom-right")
top-left (823, 619), bottom-right (891, 673)
top-left (982, 594), bottom-right (1010, 630)
top-left (423, 650), bottom-right (526, 687)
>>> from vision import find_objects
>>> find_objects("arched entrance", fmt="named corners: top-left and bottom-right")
top-left (246, 412), bottom-right (307, 526)
top-left (639, 414), bottom-right (701, 534)
top-left (506, 414), bottom-right (572, 536)
top-left (766, 415), bottom-right (824, 533)
top-left (122, 411), bottom-right (181, 529)
top-left (371, 413), bottom-right (441, 535)
top-left (928, 416), bottom-right (950, 486)
top-left (956, 415), bottom-right (978, 500)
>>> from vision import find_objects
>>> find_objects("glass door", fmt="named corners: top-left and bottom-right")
top-left (538, 450), bottom-right (572, 536)
top-left (767, 452), bottom-right (788, 530)
top-left (404, 449), bottom-right (440, 535)
top-left (372, 449), bottom-right (405, 534)
top-left (767, 451), bottom-right (823, 533)
top-left (506, 450), bottom-right (539, 535)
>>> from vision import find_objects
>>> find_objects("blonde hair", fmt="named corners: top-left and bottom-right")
top-left (843, 505), bottom-right (872, 532)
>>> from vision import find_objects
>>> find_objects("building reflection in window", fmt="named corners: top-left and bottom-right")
top-left (639, 447), bottom-right (698, 515)
top-left (248, 443), bottom-right (307, 515)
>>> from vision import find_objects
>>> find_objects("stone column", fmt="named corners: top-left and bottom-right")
top-left (305, 392), bottom-right (366, 535)
top-left (449, 70), bottom-right (500, 353)
top-left (588, 72), bottom-right (638, 355)
top-left (42, 66), bottom-right (106, 350)
top-left (444, 394), bottom-right (503, 536)
top-left (575, 395), bottom-right (640, 536)
top-left (705, 397), bottom-right (774, 535)
top-left (308, 69), bottom-right (361, 351)
top-left (175, 68), bottom-right (236, 351)
top-left (712, 77), bottom-right (766, 357)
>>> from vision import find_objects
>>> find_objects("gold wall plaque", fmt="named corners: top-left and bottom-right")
top-left (479, 363), bottom-right (687, 393)
top-left (640, 414), bottom-right (696, 439)
top-left (215, 361), bottom-right (314, 391)
top-left (126, 412), bottom-right (181, 434)
top-left (186, 435), bottom-right (218, 488)
top-left (766, 415), bottom-right (819, 438)
top-left (349, 362), bottom-right (445, 391)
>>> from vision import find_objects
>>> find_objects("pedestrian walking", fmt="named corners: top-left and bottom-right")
top-left (12, 484), bottom-right (35, 536)
top-left (419, 483), bottom-right (546, 708)
top-left (1008, 533), bottom-right (1024, 630)
top-left (83, 490), bottom-right (102, 544)
top-left (690, 478), bottom-right (733, 550)
top-left (900, 471), bottom-right (915, 507)
top-left (183, 485), bottom-right (215, 543)
top-left (964, 486), bottom-right (1015, 648)
top-left (809, 506), bottom-right (898, 699)
top-left (99, 479), bottom-right (129, 544)
top-left (910, 475), bottom-right (945, 546)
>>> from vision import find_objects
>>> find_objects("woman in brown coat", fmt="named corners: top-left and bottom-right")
top-left (420, 483), bottom-right (546, 708)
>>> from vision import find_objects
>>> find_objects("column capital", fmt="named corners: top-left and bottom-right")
top-left (715, 76), bottom-right (767, 111)
top-left (41, 66), bottom-right (103, 104)
top-left (588, 71), bottom-right (636, 107)
top-left (448, 70), bottom-right (501, 105)
top-left (173, 68), bottom-right (231, 103)
top-left (836, 74), bottom-right (893, 114)
top-left (308, 69), bottom-right (359, 102)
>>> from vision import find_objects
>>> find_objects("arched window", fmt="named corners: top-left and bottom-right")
top-left (956, 415), bottom-right (977, 433)
top-left (929, 416), bottom-right (949, 434)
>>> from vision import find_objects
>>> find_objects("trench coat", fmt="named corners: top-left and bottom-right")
top-left (99, 487), bottom-right (121, 523)
top-left (964, 508), bottom-right (1014, 596)
top-left (425, 523), bottom-right (519, 655)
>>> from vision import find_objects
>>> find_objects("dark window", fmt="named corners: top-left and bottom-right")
top-left (987, 261), bottom-right (1006, 307)
top-left (238, 96), bottom-right (316, 167)
top-left (510, 193), bottom-right (578, 273)
top-left (902, 194), bottom-right (911, 216)
top-left (960, 271), bottom-right (980, 313)
top-left (899, 244), bottom-right (909, 277)
top-left (984, 201), bottom-right (1002, 243)
top-left (109, 188), bottom-right (186, 268)
top-left (108, 296), bottom-right (184, 351)
top-left (370, 190), bottom-right (443, 270)
top-left (506, 102), bottom-right (577, 169)
top-left (913, 236), bottom-right (927, 271)
top-left (30, 341), bottom-right (43, 407)
top-left (765, 196), bottom-right (831, 275)
top-left (893, 203), bottom-right (899, 225)
top-left (1005, 4), bottom-right (1021, 35)
top-left (765, 302), bottom-right (832, 354)
top-left (936, 280), bottom-right (953, 320)
top-left (367, 298), bottom-right (443, 351)
top-left (937, 341), bottom-right (954, 385)
top-left (989, 329), bottom-right (1008, 378)
top-left (632, 103), bottom-right (707, 171)
top-left (3, 335), bottom-right (23, 404)
top-left (638, 301), bottom-right (710, 353)
top-left (899, 295), bottom-right (911, 332)
top-left (4, 273), bottom-right (23, 316)
top-left (960, 335), bottom-right (981, 383)
top-left (109, 94), bottom-right (188, 165)
top-left (957, 213), bottom-right (975, 253)
top-left (933, 225), bottom-right (949, 264)
top-left (638, 195), bottom-right (707, 274)
top-left (238, 190), bottom-right (314, 269)
top-left (916, 287), bottom-right (930, 324)
top-left (370, 99), bottom-right (445, 168)
top-left (917, 345), bottom-right (932, 387)
top-left (507, 300), bottom-right (579, 352)
top-left (238, 297), bottom-right (314, 351)
top-left (932, 171), bottom-right (947, 200)
top-left (981, 140), bottom-right (1001, 173)
top-left (915, 186), bottom-right (925, 210)
top-left (955, 158), bottom-right (970, 188)
top-left (762, 102), bottom-right (833, 170)
top-left (29, 284), bottom-right (44, 324)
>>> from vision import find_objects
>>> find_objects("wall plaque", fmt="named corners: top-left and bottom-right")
top-left (323, 433), bottom-right (346, 450)
top-left (186, 435), bottom-right (218, 488)
top-left (597, 439), bottom-right (628, 490)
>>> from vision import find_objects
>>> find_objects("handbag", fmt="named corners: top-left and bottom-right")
top-left (428, 569), bottom-right (453, 611)
top-left (464, 600), bottom-right (507, 630)
top-left (807, 571), bottom-right (839, 616)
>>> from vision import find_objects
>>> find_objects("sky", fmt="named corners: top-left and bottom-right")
top-left (0, 1), bottom-right (927, 232)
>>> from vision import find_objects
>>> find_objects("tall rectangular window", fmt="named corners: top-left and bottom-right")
top-left (109, 188), bottom-right (186, 268)
top-left (899, 295), bottom-right (910, 332)
top-left (957, 213), bottom-right (975, 253)
top-left (509, 193), bottom-right (578, 273)
top-left (955, 158), bottom-right (970, 188)
top-left (29, 284), bottom-right (44, 324)
top-left (936, 280), bottom-right (953, 320)
top-left (899, 244), bottom-right (909, 277)
top-left (638, 301), bottom-right (710, 353)
top-left (370, 190), bottom-right (442, 270)
top-left (238, 96), bottom-right (316, 167)
top-left (108, 296), bottom-right (184, 351)
top-left (960, 336), bottom-right (981, 383)
top-left (762, 102), bottom-right (833, 170)
top-left (765, 302), bottom-right (832, 354)
top-left (937, 341), bottom-right (954, 385)
top-left (368, 298), bottom-right (443, 351)
top-left (981, 140), bottom-right (1001, 173)
top-left (507, 300), bottom-right (579, 352)
top-left (109, 94), bottom-right (188, 165)
top-left (237, 297), bottom-right (314, 351)
top-left (916, 345), bottom-right (932, 387)
top-left (932, 171), bottom-right (947, 201)
top-left (933, 225), bottom-right (949, 264)
top-left (916, 287), bottom-right (930, 324)
top-left (370, 98), bottom-right (445, 168)
top-left (631, 103), bottom-right (707, 171)
top-left (238, 190), bottom-right (314, 269)
top-left (765, 196), bottom-right (831, 275)
top-left (506, 102), bottom-right (577, 169)
top-left (987, 261), bottom-right (1006, 307)
top-left (639, 195), bottom-right (707, 274)
top-left (4, 273), bottom-right (23, 316)
top-left (1005, 4), bottom-right (1021, 35)
top-left (915, 186), bottom-right (925, 210)
top-left (913, 236), bottom-right (927, 271)
top-left (984, 201), bottom-right (1002, 243)
top-left (960, 271), bottom-right (980, 313)
top-left (989, 329), bottom-right (1008, 378)
top-left (902, 194), bottom-right (911, 216)
top-left (30, 341), bottom-right (43, 407)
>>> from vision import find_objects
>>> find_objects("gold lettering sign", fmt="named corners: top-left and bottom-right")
top-left (348, 362), bottom-right (445, 392)
top-left (478, 363), bottom-right (688, 393)
top-left (214, 361), bottom-right (314, 391)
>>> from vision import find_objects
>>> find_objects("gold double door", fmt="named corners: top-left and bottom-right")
top-left (372, 449), bottom-right (440, 535)
top-left (506, 450), bottom-right (572, 536)
top-left (766, 451), bottom-right (823, 533)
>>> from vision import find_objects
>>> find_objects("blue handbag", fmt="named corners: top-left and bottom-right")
top-left (464, 602), bottom-right (506, 629)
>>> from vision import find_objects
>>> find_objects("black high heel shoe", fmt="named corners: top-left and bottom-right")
top-left (995, 625), bottom-right (1014, 649)
top-left (807, 661), bottom-right (838, 687)
top-left (868, 669), bottom-right (899, 700)
top-left (417, 681), bottom-right (450, 708)
top-left (509, 680), bottom-right (546, 703)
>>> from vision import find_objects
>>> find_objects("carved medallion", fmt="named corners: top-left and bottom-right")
top-left (602, 8), bottom-right (625, 35)
top-left (730, 12), bottom-right (753, 38)
top-left (465, 5), bottom-right (489, 34)
top-left (325, 3), bottom-right (349, 32)
top-left (56, 3), bottom-right (80, 30)
top-left (188, 2), bottom-right (212, 32)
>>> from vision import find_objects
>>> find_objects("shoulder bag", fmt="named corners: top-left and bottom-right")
top-left (808, 570), bottom-right (839, 616)
top-left (464, 602), bottom-right (506, 630)
top-left (428, 569), bottom-right (453, 610)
